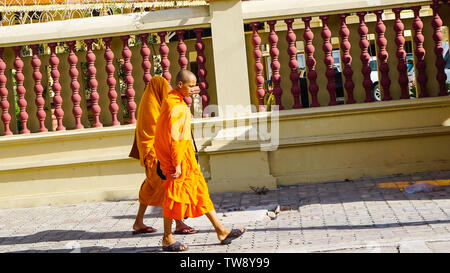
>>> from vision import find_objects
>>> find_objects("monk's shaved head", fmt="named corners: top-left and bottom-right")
top-left (176, 69), bottom-right (196, 84)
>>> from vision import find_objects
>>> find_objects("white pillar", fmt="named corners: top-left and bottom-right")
top-left (209, 0), bottom-right (252, 118)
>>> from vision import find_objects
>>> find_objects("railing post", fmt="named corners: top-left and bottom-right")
top-left (139, 33), bottom-right (152, 87)
top-left (48, 43), bottom-right (65, 131)
top-left (268, 20), bottom-right (284, 110)
top-left (412, 6), bottom-right (428, 98)
top-left (357, 12), bottom-right (375, 103)
top-left (121, 35), bottom-right (137, 124)
top-left (302, 16), bottom-right (320, 107)
top-left (158, 31), bottom-right (172, 87)
top-left (431, 0), bottom-right (447, 96)
top-left (250, 22), bottom-right (266, 112)
top-left (392, 8), bottom-right (410, 100)
top-left (285, 18), bottom-right (302, 109)
top-left (0, 48), bottom-right (12, 135)
top-left (339, 14), bottom-right (355, 104)
top-left (374, 10), bottom-right (392, 101)
top-left (67, 41), bottom-right (84, 129)
top-left (13, 46), bottom-right (30, 134)
top-left (104, 37), bottom-right (120, 126)
top-left (194, 28), bottom-right (210, 117)
top-left (177, 29), bottom-right (192, 110)
top-left (320, 15), bottom-right (338, 106)
top-left (85, 39), bottom-right (102, 128)
top-left (30, 44), bottom-right (48, 132)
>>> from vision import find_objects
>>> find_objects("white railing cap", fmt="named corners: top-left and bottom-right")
top-left (0, 6), bottom-right (210, 47)
top-left (242, 0), bottom-right (432, 22)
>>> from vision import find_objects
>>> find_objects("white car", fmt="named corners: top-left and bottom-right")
top-left (369, 53), bottom-right (415, 101)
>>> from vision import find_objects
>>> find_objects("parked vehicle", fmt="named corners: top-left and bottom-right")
top-left (369, 53), bottom-right (414, 101)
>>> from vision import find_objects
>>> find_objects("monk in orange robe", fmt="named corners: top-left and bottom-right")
top-left (154, 70), bottom-right (245, 251)
top-left (130, 75), bottom-right (196, 235)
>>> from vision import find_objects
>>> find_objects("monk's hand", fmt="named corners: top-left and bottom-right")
top-left (172, 164), bottom-right (182, 179)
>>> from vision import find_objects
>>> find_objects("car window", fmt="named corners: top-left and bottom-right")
top-left (369, 60), bottom-right (377, 71)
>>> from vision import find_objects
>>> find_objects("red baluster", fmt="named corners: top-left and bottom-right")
top-left (339, 14), bottom-right (355, 104)
top-left (0, 48), bottom-right (12, 135)
top-left (103, 37), bottom-right (120, 126)
top-left (30, 44), bottom-right (48, 132)
top-left (302, 16), bottom-right (320, 107)
top-left (285, 18), bottom-right (302, 109)
top-left (320, 16), bottom-right (338, 106)
top-left (250, 22), bottom-right (266, 112)
top-left (140, 34), bottom-right (152, 87)
top-left (392, 8), bottom-right (410, 99)
top-left (67, 41), bottom-right (84, 129)
top-left (267, 20), bottom-right (284, 110)
top-left (85, 39), bottom-right (102, 128)
top-left (357, 12), bottom-right (374, 103)
top-left (431, 0), bottom-right (447, 96)
top-left (13, 46), bottom-right (30, 134)
top-left (412, 6), bottom-right (428, 98)
top-left (121, 35), bottom-right (137, 124)
top-left (177, 29), bottom-right (192, 110)
top-left (194, 28), bottom-right (210, 117)
top-left (374, 10), bottom-right (392, 101)
top-left (158, 31), bottom-right (172, 86)
top-left (48, 43), bottom-right (65, 131)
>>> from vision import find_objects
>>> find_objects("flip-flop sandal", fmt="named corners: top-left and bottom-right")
top-left (220, 228), bottom-right (246, 245)
top-left (132, 226), bottom-right (157, 235)
top-left (162, 241), bottom-right (189, 252)
top-left (174, 226), bottom-right (198, 235)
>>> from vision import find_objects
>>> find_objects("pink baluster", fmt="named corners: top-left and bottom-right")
top-left (302, 16), bottom-right (320, 107)
top-left (194, 28), bottom-right (210, 117)
top-left (357, 12), bottom-right (375, 103)
top-left (285, 18), bottom-right (302, 109)
top-left (30, 44), bottom-right (48, 132)
top-left (267, 20), bottom-right (284, 110)
top-left (158, 32), bottom-right (172, 86)
top-left (374, 10), bottom-right (392, 101)
top-left (139, 33), bottom-right (152, 87)
top-left (250, 22), bottom-right (266, 112)
top-left (67, 41), bottom-right (84, 129)
top-left (0, 48), bottom-right (12, 135)
top-left (431, 0), bottom-right (447, 96)
top-left (412, 6), bottom-right (428, 98)
top-left (339, 14), bottom-right (355, 104)
top-left (85, 39), bottom-right (102, 128)
top-left (103, 37), bottom-right (120, 126)
top-left (48, 43), bottom-right (65, 131)
top-left (392, 8), bottom-right (410, 100)
top-left (13, 46), bottom-right (30, 134)
top-left (320, 16), bottom-right (338, 106)
top-left (177, 30), bottom-right (192, 110)
top-left (121, 35), bottom-right (137, 124)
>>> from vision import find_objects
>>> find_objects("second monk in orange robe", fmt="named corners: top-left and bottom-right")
top-left (131, 76), bottom-right (197, 235)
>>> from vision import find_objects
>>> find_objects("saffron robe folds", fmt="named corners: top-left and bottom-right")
top-left (135, 76), bottom-right (170, 206)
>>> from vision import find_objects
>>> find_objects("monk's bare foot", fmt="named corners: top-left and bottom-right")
top-left (174, 220), bottom-right (197, 234)
top-left (162, 235), bottom-right (188, 251)
top-left (133, 223), bottom-right (157, 233)
top-left (217, 228), bottom-right (246, 244)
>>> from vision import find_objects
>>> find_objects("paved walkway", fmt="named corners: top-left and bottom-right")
top-left (1, 171), bottom-right (450, 253)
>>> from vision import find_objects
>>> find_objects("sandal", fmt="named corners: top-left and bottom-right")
top-left (162, 241), bottom-right (189, 252)
top-left (220, 228), bottom-right (246, 245)
top-left (174, 226), bottom-right (198, 235)
top-left (132, 226), bottom-right (157, 235)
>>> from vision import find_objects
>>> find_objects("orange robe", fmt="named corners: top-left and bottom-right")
top-left (135, 76), bottom-right (170, 207)
top-left (154, 90), bottom-right (215, 220)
